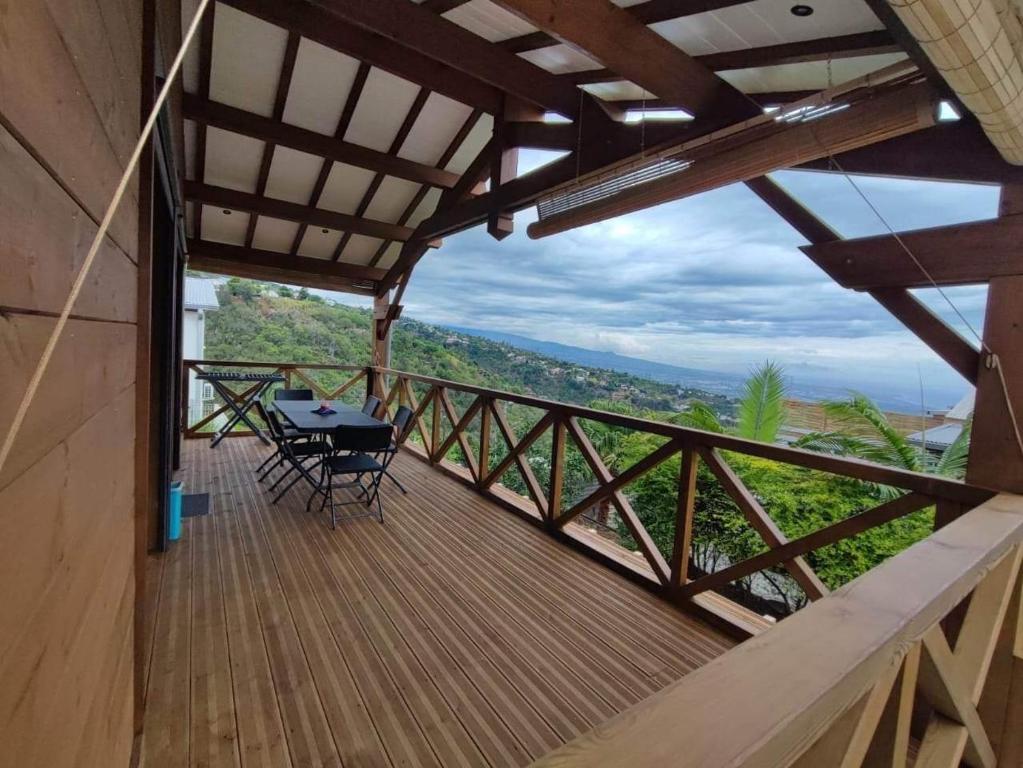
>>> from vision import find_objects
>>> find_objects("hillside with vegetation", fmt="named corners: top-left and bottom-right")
top-left (201, 277), bottom-right (958, 618)
top-left (204, 277), bottom-right (723, 413)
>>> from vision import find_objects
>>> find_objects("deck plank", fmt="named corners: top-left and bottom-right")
top-left (143, 438), bottom-right (737, 768)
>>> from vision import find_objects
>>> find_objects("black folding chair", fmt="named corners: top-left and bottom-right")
top-left (253, 401), bottom-right (309, 478)
top-left (275, 388), bottom-right (314, 401)
top-left (362, 394), bottom-right (382, 416)
top-left (264, 409), bottom-right (330, 504)
top-left (376, 405), bottom-right (414, 494)
top-left (308, 423), bottom-right (393, 528)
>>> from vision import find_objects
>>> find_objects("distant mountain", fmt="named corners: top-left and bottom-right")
top-left (446, 326), bottom-right (747, 395)
top-left (446, 326), bottom-right (962, 413)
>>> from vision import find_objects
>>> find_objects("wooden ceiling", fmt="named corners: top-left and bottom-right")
top-left (177, 0), bottom-right (1018, 299)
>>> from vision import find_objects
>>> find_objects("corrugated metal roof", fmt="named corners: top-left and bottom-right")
top-left (184, 277), bottom-right (221, 311)
top-left (906, 423), bottom-right (964, 450)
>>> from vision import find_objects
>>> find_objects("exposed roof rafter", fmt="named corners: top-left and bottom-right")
top-left (492, 0), bottom-right (755, 119)
top-left (185, 181), bottom-right (419, 242)
top-left (245, 31), bottom-right (301, 248)
top-left (301, 0), bottom-right (584, 117)
top-left (182, 93), bottom-right (463, 189)
top-left (496, 0), bottom-right (753, 54)
top-left (187, 239), bottom-right (384, 294)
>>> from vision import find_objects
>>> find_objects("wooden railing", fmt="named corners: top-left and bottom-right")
top-left (370, 366), bottom-right (994, 634)
top-left (529, 493), bottom-right (1023, 767)
top-left (180, 360), bottom-right (1023, 763)
top-left (180, 359), bottom-right (369, 439)
top-left (181, 360), bottom-right (998, 633)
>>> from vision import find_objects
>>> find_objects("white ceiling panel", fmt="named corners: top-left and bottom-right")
top-left (344, 67), bottom-right (421, 152)
top-left (203, 127), bottom-right (264, 192)
top-left (200, 204), bottom-right (248, 245)
top-left (251, 216), bottom-right (300, 253)
top-left (297, 227), bottom-right (344, 260)
top-left (364, 177), bottom-right (420, 223)
top-left (407, 187), bottom-right (443, 227)
top-left (264, 146), bottom-right (322, 204)
top-left (721, 53), bottom-right (907, 94)
top-left (209, 3), bottom-right (289, 117)
top-left (318, 163), bottom-right (377, 214)
top-left (283, 39), bottom-right (361, 135)
top-left (651, 0), bottom-right (884, 56)
top-left (519, 44), bottom-right (600, 74)
top-left (581, 81), bottom-right (655, 101)
top-left (444, 113), bottom-right (492, 174)
top-left (340, 234), bottom-right (384, 266)
top-left (399, 93), bottom-right (474, 165)
top-left (375, 242), bottom-right (402, 270)
top-left (443, 0), bottom-right (536, 42)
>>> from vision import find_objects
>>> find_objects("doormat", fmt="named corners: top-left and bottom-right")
top-left (182, 492), bottom-right (210, 518)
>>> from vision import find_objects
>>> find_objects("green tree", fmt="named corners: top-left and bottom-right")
top-left (795, 393), bottom-right (972, 497)
top-left (673, 361), bottom-right (787, 441)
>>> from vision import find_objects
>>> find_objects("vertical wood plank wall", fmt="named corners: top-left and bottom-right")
top-left (0, 0), bottom-right (143, 765)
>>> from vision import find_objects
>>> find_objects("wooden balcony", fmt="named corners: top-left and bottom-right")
top-left (142, 437), bottom-right (735, 767)
top-left (158, 362), bottom-right (1023, 767)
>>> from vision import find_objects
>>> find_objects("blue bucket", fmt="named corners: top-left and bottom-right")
top-left (169, 481), bottom-right (183, 541)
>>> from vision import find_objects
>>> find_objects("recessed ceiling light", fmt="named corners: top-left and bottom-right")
top-left (790, 4), bottom-right (814, 16)
top-left (221, 209), bottom-right (231, 215)
top-left (321, 228), bottom-right (329, 234)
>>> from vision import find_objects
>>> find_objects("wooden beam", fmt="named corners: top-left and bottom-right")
top-left (797, 119), bottom-right (1023, 185)
top-left (186, 239), bottom-right (383, 294)
top-left (184, 182), bottom-right (416, 242)
top-left (222, 0), bottom-right (504, 114)
top-left (870, 289), bottom-right (981, 385)
top-left (747, 175), bottom-right (982, 385)
top-left (290, 62), bottom-right (371, 255)
top-left (563, 31), bottom-right (899, 87)
top-left (245, 32), bottom-right (301, 248)
top-left (800, 215), bottom-right (1023, 290)
top-left (493, 0), bottom-right (755, 119)
top-left (497, 0), bottom-right (753, 54)
top-left (182, 93), bottom-right (461, 189)
top-left (335, 88), bottom-right (430, 261)
top-left (192, 4), bottom-right (215, 240)
top-left (527, 81), bottom-right (938, 238)
top-left (369, 109), bottom-right (484, 268)
top-left (419, 0), bottom-right (471, 12)
top-left (302, 0), bottom-right (582, 117)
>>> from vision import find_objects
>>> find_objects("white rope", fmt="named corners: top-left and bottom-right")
top-left (0, 0), bottom-right (212, 476)
top-left (808, 126), bottom-right (1023, 462)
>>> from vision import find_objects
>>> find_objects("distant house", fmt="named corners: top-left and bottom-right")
top-left (182, 277), bottom-right (220, 424)
top-left (906, 391), bottom-right (974, 454)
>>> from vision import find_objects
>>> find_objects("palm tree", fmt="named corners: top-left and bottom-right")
top-left (795, 392), bottom-right (972, 496)
top-left (671, 361), bottom-right (788, 443)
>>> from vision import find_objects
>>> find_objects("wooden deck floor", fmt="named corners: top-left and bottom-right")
top-left (141, 437), bottom-right (735, 768)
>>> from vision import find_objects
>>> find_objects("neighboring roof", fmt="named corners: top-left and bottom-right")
top-left (945, 390), bottom-right (975, 422)
top-left (184, 277), bottom-right (221, 311)
top-left (906, 423), bottom-right (964, 450)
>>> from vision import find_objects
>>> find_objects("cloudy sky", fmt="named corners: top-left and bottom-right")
top-left (334, 150), bottom-right (999, 409)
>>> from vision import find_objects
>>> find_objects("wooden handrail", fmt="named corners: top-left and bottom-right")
top-left (529, 494), bottom-right (1023, 768)
top-left (374, 366), bottom-right (992, 505)
top-left (183, 358), bottom-right (366, 371)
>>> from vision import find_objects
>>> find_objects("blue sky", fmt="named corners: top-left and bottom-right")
top-left (330, 150), bottom-right (999, 409)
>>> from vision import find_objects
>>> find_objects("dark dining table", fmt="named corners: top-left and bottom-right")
top-left (274, 399), bottom-right (386, 433)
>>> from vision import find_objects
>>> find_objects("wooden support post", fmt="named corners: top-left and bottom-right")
top-left (967, 186), bottom-right (1023, 493)
top-left (671, 448), bottom-right (699, 588)
top-left (548, 418), bottom-right (567, 525)
top-left (479, 397), bottom-right (491, 489)
top-left (488, 97), bottom-right (540, 240)
top-left (431, 387), bottom-right (442, 463)
top-left (372, 290), bottom-right (392, 370)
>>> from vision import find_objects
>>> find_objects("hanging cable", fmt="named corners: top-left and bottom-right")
top-left (0, 0), bottom-right (213, 476)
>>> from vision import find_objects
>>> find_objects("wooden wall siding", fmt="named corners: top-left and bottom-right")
top-left (0, 0), bottom-right (142, 764)
top-left (142, 438), bottom-right (734, 767)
